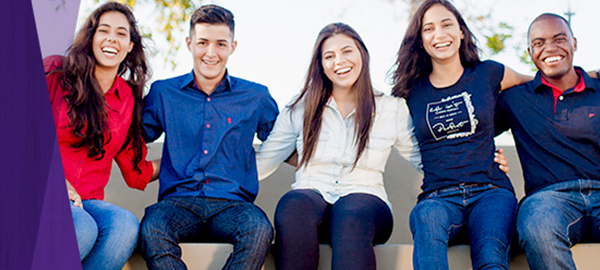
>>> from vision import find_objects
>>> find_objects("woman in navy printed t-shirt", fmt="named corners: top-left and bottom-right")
top-left (390, 0), bottom-right (531, 269)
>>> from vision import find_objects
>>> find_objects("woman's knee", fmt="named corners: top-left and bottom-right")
top-left (275, 189), bottom-right (326, 226)
top-left (409, 200), bottom-right (448, 231)
top-left (71, 204), bottom-right (98, 259)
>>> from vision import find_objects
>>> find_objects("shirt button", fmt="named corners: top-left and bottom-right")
top-left (207, 97), bottom-right (211, 102)
top-left (206, 123), bottom-right (210, 128)
top-left (204, 150), bottom-right (208, 155)
top-left (79, 161), bottom-right (83, 164)
top-left (74, 181), bottom-right (78, 184)
top-left (559, 96), bottom-right (564, 101)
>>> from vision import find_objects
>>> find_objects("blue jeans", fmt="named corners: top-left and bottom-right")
top-left (70, 199), bottom-right (139, 270)
top-left (139, 196), bottom-right (273, 270)
top-left (410, 183), bottom-right (517, 270)
top-left (517, 179), bottom-right (600, 270)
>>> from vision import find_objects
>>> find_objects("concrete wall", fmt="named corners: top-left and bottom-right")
top-left (105, 143), bottom-right (526, 244)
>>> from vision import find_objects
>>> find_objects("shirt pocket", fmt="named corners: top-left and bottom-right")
top-left (311, 131), bottom-right (335, 163)
top-left (357, 136), bottom-right (392, 170)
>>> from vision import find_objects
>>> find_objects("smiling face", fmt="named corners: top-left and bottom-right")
top-left (92, 11), bottom-right (133, 74)
top-left (421, 4), bottom-right (464, 64)
top-left (321, 34), bottom-right (363, 92)
top-left (528, 16), bottom-right (577, 81)
top-left (187, 23), bottom-right (237, 87)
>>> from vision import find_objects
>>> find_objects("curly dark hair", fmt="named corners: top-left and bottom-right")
top-left (50, 1), bottom-right (150, 172)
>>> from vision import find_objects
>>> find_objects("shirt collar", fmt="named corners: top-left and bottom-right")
top-left (180, 70), bottom-right (232, 94)
top-left (105, 75), bottom-right (128, 100)
top-left (534, 66), bottom-right (595, 94)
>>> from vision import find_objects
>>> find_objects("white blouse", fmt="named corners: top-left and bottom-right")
top-left (256, 93), bottom-right (422, 209)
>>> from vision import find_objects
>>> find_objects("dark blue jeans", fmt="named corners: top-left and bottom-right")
top-left (139, 196), bottom-right (273, 270)
top-left (274, 190), bottom-right (393, 270)
top-left (410, 183), bottom-right (517, 270)
top-left (517, 179), bottom-right (600, 270)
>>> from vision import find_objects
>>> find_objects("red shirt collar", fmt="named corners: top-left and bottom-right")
top-left (105, 75), bottom-right (129, 100)
top-left (541, 69), bottom-right (586, 94)
top-left (541, 69), bottom-right (585, 114)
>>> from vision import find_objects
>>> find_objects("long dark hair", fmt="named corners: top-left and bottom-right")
top-left (390, 0), bottom-right (480, 98)
top-left (290, 23), bottom-right (375, 169)
top-left (51, 2), bottom-right (149, 172)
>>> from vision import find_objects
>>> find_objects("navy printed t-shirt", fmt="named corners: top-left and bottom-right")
top-left (406, 60), bottom-right (514, 199)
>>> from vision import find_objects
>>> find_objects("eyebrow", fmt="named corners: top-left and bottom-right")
top-left (422, 18), bottom-right (453, 27)
top-left (196, 37), bottom-right (230, 43)
top-left (323, 45), bottom-right (354, 55)
top-left (531, 32), bottom-right (568, 42)
top-left (98, 23), bottom-right (129, 32)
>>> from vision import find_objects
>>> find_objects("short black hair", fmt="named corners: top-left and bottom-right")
top-left (527, 13), bottom-right (573, 43)
top-left (189, 4), bottom-right (235, 38)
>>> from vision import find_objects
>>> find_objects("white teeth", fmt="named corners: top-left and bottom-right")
top-left (203, 60), bottom-right (218, 65)
top-left (102, 47), bottom-right (117, 54)
top-left (544, 56), bottom-right (563, 63)
top-left (336, 67), bottom-right (351, 74)
top-left (435, 42), bottom-right (451, 48)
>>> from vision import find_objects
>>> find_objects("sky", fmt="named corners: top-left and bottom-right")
top-left (69, 0), bottom-right (599, 144)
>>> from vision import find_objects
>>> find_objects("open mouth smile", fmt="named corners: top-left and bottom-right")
top-left (543, 55), bottom-right (564, 64)
top-left (335, 67), bottom-right (352, 75)
top-left (434, 42), bottom-right (451, 49)
top-left (101, 46), bottom-right (118, 56)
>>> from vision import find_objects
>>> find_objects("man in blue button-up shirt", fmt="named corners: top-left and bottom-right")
top-left (139, 5), bottom-right (279, 270)
top-left (496, 13), bottom-right (600, 270)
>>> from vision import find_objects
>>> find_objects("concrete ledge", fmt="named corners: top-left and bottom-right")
top-left (112, 143), bottom-right (600, 269)
top-left (123, 243), bottom-right (600, 270)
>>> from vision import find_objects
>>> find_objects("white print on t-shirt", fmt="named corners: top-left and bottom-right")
top-left (426, 92), bottom-right (478, 140)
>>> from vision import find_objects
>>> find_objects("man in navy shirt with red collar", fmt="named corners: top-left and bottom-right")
top-left (138, 4), bottom-right (279, 270)
top-left (496, 13), bottom-right (600, 270)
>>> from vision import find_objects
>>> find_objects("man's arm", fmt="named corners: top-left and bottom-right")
top-left (142, 84), bottom-right (164, 143)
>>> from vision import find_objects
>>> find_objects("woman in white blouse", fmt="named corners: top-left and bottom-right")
top-left (256, 23), bottom-right (421, 270)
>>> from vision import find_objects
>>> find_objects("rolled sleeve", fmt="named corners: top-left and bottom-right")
top-left (393, 98), bottom-right (422, 173)
top-left (256, 106), bottom-right (298, 180)
top-left (114, 140), bottom-right (154, 191)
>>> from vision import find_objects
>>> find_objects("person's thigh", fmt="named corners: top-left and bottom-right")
top-left (207, 198), bottom-right (273, 270)
top-left (81, 199), bottom-right (139, 270)
top-left (274, 189), bottom-right (330, 270)
top-left (71, 201), bottom-right (98, 261)
top-left (584, 180), bottom-right (600, 242)
top-left (410, 193), bottom-right (465, 270)
top-left (467, 187), bottom-right (517, 270)
top-left (139, 196), bottom-right (207, 270)
top-left (517, 187), bottom-right (585, 270)
top-left (329, 193), bottom-right (393, 270)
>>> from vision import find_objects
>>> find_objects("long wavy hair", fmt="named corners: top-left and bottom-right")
top-left (290, 23), bottom-right (376, 169)
top-left (51, 2), bottom-right (149, 172)
top-left (390, 0), bottom-right (480, 98)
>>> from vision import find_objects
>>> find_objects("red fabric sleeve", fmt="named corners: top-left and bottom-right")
top-left (114, 138), bottom-right (154, 191)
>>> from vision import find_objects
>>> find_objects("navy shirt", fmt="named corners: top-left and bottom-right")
top-left (407, 60), bottom-right (513, 198)
top-left (143, 71), bottom-right (279, 202)
top-left (496, 67), bottom-right (600, 196)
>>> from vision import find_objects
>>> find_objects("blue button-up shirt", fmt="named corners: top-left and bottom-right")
top-left (143, 71), bottom-right (279, 202)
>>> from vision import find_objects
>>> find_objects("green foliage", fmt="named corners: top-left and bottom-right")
top-left (519, 49), bottom-right (537, 72)
top-left (486, 33), bottom-right (511, 53)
